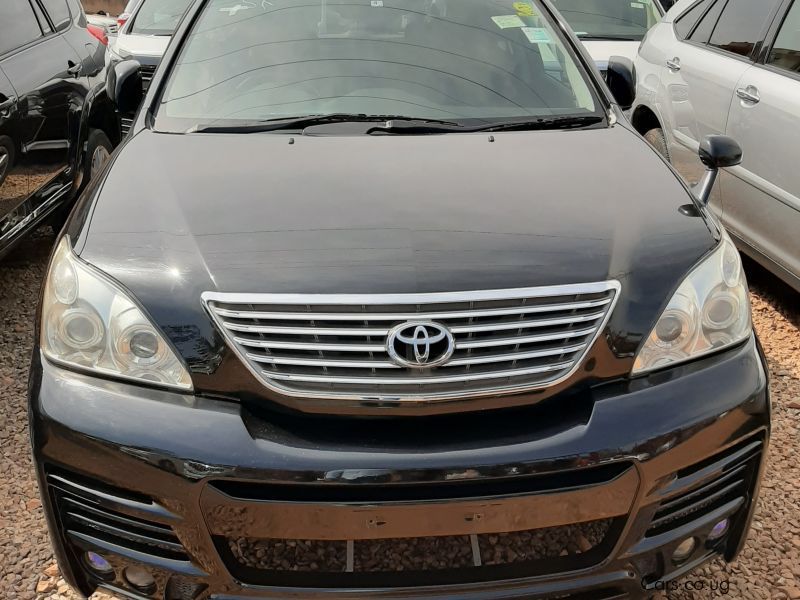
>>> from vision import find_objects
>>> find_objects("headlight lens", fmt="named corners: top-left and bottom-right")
top-left (632, 234), bottom-right (751, 374)
top-left (41, 237), bottom-right (193, 391)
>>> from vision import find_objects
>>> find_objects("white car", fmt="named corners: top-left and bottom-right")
top-left (551, 0), bottom-right (664, 71)
top-left (107, 0), bottom-right (193, 132)
top-left (631, 0), bottom-right (800, 291)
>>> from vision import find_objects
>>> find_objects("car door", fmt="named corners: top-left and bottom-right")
top-left (723, 0), bottom-right (800, 286)
top-left (0, 0), bottom-right (45, 244)
top-left (0, 0), bottom-right (88, 250)
top-left (660, 0), bottom-right (783, 189)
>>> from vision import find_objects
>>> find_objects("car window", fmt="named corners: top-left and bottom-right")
top-left (687, 0), bottom-right (724, 44)
top-left (769, 0), bottom-right (800, 73)
top-left (674, 0), bottom-right (712, 39)
top-left (156, 0), bottom-right (601, 132)
top-left (708, 0), bottom-right (781, 58)
top-left (30, 0), bottom-right (54, 34)
top-left (0, 0), bottom-right (44, 56)
top-left (39, 0), bottom-right (71, 32)
top-left (550, 0), bottom-right (661, 41)
top-left (129, 0), bottom-right (193, 35)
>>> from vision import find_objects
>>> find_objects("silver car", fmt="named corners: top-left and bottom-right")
top-left (107, 0), bottom-right (193, 131)
top-left (631, 0), bottom-right (800, 292)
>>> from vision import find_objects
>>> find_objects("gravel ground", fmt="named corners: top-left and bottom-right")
top-left (1, 230), bottom-right (798, 599)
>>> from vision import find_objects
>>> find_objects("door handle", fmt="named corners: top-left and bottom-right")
top-left (67, 61), bottom-right (83, 77)
top-left (666, 57), bottom-right (681, 72)
top-left (736, 86), bottom-right (760, 105)
top-left (0, 95), bottom-right (15, 117)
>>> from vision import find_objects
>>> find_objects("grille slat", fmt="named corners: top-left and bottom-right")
top-left (139, 64), bottom-right (156, 90)
top-left (646, 438), bottom-right (763, 537)
top-left (47, 472), bottom-right (189, 561)
top-left (263, 360), bottom-right (575, 385)
top-left (204, 282), bottom-right (619, 401)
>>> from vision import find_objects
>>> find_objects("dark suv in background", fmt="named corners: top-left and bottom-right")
top-left (0, 0), bottom-right (118, 259)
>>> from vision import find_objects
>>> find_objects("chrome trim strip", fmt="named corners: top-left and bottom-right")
top-left (247, 353), bottom-right (400, 369)
top-left (444, 343), bottom-right (587, 367)
top-left (262, 361), bottom-right (573, 385)
top-left (210, 296), bottom-right (613, 322)
top-left (202, 280), bottom-right (621, 407)
top-left (245, 344), bottom-right (587, 369)
top-left (202, 281), bottom-right (616, 306)
top-left (455, 327), bottom-right (596, 350)
top-left (225, 323), bottom-right (392, 336)
top-left (233, 337), bottom-right (386, 352)
top-left (449, 311), bottom-right (606, 334)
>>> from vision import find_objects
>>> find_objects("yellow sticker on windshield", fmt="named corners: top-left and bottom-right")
top-left (491, 15), bottom-right (526, 28)
top-left (521, 27), bottom-right (552, 44)
top-left (513, 2), bottom-right (536, 16)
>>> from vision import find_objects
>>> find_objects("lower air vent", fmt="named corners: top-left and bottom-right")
top-left (647, 438), bottom-right (763, 537)
top-left (222, 518), bottom-right (619, 587)
top-left (47, 471), bottom-right (188, 561)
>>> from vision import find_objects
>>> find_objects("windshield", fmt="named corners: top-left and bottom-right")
top-left (130, 0), bottom-right (193, 35)
top-left (156, 0), bottom-right (602, 132)
top-left (551, 0), bottom-right (661, 41)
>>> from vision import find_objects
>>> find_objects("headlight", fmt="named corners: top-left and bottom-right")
top-left (41, 237), bottom-right (193, 391)
top-left (632, 234), bottom-right (751, 374)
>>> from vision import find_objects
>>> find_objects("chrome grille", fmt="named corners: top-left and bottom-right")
top-left (120, 116), bottom-right (134, 135)
top-left (203, 282), bottom-right (619, 402)
top-left (140, 64), bottom-right (157, 90)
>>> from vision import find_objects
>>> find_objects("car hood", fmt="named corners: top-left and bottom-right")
top-left (112, 32), bottom-right (170, 60)
top-left (75, 125), bottom-right (716, 379)
top-left (581, 40), bottom-right (641, 69)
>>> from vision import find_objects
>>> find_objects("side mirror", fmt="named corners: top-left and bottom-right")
top-left (606, 56), bottom-right (635, 110)
top-left (107, 59), bottom-right (143, 115)
top-left (694, 135), bottom-right (743, 205)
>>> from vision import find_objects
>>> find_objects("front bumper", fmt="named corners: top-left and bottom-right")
top-left (29, 335), bottom-right (769, 600)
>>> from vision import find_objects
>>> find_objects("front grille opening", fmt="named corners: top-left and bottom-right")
top-left (220, 517), bottom-right (622, 587)
top-left (646, 437), bottom-right (763, 537)
top-left (203, 282), bottom-right (619, 402)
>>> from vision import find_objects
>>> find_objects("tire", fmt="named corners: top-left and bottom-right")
top-left (84, 128), bottom-right (113, 184)
top-left (0, 135), bottom-right (15, 188)
top-left (644, 127), bottom-right (670, 162)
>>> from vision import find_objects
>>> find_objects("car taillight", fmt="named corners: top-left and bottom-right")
top-left (87, 24), bottom-right (108, 46)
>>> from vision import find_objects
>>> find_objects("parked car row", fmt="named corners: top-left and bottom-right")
top-left (0, 0), bottom-right (118, 259)
top-left (632, 0), bottom-right (800, 292)
top-left (28, 1), bottom-right (770, 600)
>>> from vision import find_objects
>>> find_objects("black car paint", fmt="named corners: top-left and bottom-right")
top-left (31, 0), bottom-right (769, 597)
top-left (0, 0), bottom-right (116, 260)
top-left (67, 123), bottom-right (718, 415)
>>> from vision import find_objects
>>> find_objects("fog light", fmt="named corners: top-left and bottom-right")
top-left (708, 518), bottom-right (730, 540)
top-left (124, 566), bottom-right (156, 594)
top-left (84, 551), bottom-right (114, 579)
top-left (672, 537), bottom-right (696, 564)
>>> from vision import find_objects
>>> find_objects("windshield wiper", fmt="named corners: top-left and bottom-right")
top-left (468, 115), bottom-right (605, 132)
top-left (576, 34), bottom-right (640, 41)
top-left (366, 115), bottom-right (604, 135)
top-left (189, 114), bottom-right (461, 134)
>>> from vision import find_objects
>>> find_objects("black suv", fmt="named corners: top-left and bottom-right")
top-left (30, 1), bottom-right (768, 599)
top-left (0, 0), bottom-right (118, 259)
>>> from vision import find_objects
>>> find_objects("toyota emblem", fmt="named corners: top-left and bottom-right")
top-left (386, 321), bottom-right (455, 368)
